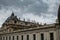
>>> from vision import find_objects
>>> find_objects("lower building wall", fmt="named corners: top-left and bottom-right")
top-left (0, 30), bottom-right (57, 40)
top-left (56, 29), bottom-right (60, 40)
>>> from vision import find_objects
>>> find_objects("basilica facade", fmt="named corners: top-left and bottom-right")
top-left (0, 5), bottom-right (60, 40)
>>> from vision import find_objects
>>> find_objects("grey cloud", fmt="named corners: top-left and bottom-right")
top-left (0, 0), bottom-right (59, 24)
top-left (0, 0), bottom-right (34, 8)
top-left (0, 0), bottom-right (49, 16)
top-left (0, 0), bottom-right (59, 27)
top-left (27, 2), bottom-right (48, 15)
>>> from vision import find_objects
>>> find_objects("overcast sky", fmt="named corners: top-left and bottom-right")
top-left (0, 0), bottom-right (60, 27)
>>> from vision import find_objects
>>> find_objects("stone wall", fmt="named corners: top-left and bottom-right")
top-left (0, 28), bottom-right (57, 40)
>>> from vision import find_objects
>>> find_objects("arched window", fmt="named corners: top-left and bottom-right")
top-left (21, 35), bottom-right (23, 40)
top-left (27, 35), bottom-right (29, 40)
top-left (41, 33), bottom-right (44, 40)
top-left (33, 34), bottom-right (36, 40)
top-left (50, 33), bottom-right (54, 40)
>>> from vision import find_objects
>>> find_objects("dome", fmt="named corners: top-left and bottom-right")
top-left (4, 12), bottom-right (19, 24)
top-left (58, 5), bottom-right (60, 24)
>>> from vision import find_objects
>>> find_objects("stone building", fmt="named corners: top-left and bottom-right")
top-left (0, 5), bottom-right (60, 40)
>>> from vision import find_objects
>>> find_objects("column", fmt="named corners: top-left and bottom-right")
top-left (36, 33), bottom-right (40, 40)
top-left (2, 36), bottom-right (3, 40)
top-left (15, 35), bottom-right (17, 40)
top-left (54, 32), bottom-right (57, 40)
top-left (8, 36), bottom-right (9, 40)
top-left (5, 36), bottom-right (6, 40)
top-left (29, 34), bottom-right (33, 40)
top-left (44, 32), bottom-right (47, 40)
top-left (19, 35), bottom-right (21, 40)
top-left (11, 36), bottom-right (13, 40)
top-left (23, 35), bottom-right (27, 40)
top-left (46, 32), bottom-right (50, 40)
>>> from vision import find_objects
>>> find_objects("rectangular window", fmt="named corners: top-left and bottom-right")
top-left (13, 36), bottom-right (14, 40)
top-left (41, 33), bottom-right (44, 40)
top-left (17, 36), bottom-right (19, 40)
top-left (21, 35), bottom-right (23, 40)
top-left (33, 34), bottom-right (36, 40)
top-left (50, 33), bottom-right (54, 40)
top-left (27, 35), bottom-right (29, 40)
